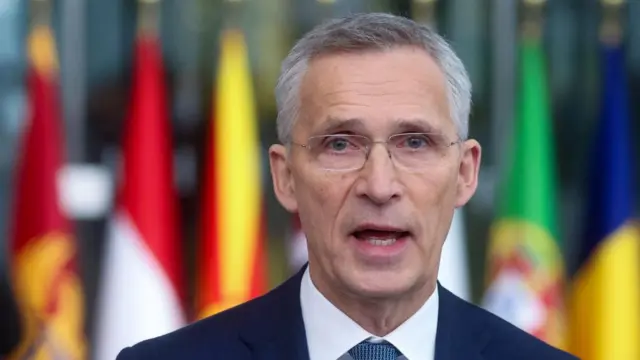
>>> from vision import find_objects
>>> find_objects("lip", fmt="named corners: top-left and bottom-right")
top-left (348, 224), bottom-right (411, 262)
top-left (350, 223), bottom-right (409, 234)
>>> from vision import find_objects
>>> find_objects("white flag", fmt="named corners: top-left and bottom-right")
top-left (286, 215), bottom-right (309, 273)
top-left (94, 213), bottom-right (185, 360)
top-left (438, 208), bottom-right (470, 301)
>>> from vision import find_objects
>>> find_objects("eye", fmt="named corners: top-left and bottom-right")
top-left (327, 137), bottom-right (351, 151)
top-left (317, 135), bottom-right (365, 153)
top-left (399, 134), bottom-right (431, 149)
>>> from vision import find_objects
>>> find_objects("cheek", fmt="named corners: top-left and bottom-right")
top-left (297, 175), bottom-right (354, 264)
top-left (297, 166), bottom-right (351, 207)
top-left (411, 167), bottom-right (457, 205)
top-left (296, 171), bottom-right (353, 233)
top-left (409, 167), bottom-right (459, 240)
top-left (298, 174), bottom-right (334, 206)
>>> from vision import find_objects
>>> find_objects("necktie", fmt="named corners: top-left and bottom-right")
top-left (348, 340), bottom-right (401, 360)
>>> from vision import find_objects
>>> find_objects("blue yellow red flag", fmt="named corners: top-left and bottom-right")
top-left (568, 40), bottom-right (640, 360)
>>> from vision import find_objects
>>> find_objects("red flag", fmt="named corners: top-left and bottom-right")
top-left (9, 25), bottom-right (86, 360)
top-left (94, 34), bottom-right (185, 360)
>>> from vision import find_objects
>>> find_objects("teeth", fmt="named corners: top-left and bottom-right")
top-left (366, 238), bottom-right (397, 246)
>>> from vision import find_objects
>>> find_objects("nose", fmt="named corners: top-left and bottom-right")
top-left (354, 143), bottom-right (402, 205)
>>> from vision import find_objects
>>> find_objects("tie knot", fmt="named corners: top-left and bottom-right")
top-left (348, 340), bottom-right (401, 360)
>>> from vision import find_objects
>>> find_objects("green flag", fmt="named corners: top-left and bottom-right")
top-left (482, 35), bottom-right (567, 351)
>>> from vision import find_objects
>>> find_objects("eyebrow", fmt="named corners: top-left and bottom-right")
top-left (393, 118), bottom-right (442, 134)
top-left (312, 116), bottom-right (445, 136)
top-left (313, 117), bottom-right (368, 135)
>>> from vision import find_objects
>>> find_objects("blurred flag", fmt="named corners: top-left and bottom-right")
top-left (568, 41), bottom-right (640, 360)
top-left (286, 214), bottom-right (308, 273)
top-left (482, 35), bottom-right (566, 349)
top-left (8, 24), bottom-right (86, 360)
top-left (438, 209), bottom-right (470, 301)
top-left (94, 35), bottom-right (185, 360)
top-left (195, 29), bottom-right (267, 320)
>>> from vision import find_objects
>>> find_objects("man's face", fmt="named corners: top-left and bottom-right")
top-left (270, 46), bottom-right (481, 300)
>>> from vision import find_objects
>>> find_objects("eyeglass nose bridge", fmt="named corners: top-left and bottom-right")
top-left (362, 140), bottom-right (395, 165)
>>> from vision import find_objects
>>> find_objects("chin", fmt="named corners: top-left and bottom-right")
top-left (342, 266), bottom-right (419, 299)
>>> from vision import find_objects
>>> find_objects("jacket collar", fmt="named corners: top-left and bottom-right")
top-left (238, 266), bottom-right (310, 360)
top-left (435, 283), bottom-right (490, 360)
top-left (239, 264), bottom-right (490, 360)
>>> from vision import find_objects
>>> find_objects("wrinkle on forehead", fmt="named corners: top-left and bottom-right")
top-left (295, 46), bottom-right (453, 139)
top-left (308, 116), bottom-right (449, 139)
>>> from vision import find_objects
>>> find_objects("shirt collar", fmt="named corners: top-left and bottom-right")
top-left (300, 267), bottom-right (439, 360)
top-left (384, 283), bottom-right (439, 360)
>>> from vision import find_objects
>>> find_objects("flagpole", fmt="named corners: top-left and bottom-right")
top-left (138, 0), bottom-right (161, 36)
top-left (490, 0), bottom-right (517, 235)
top-left (222, 0), bottom-right (245, 31)
top-left (600, 0), bottom-right (624, 46)
top-left (28, 0), bottom-right (51, 28)
top-left (521, 0), bottom-right (546, 40)
top-left (411, 0), bottom-right (438, 29)
top-left (316, 0), bottom-right (335, 22)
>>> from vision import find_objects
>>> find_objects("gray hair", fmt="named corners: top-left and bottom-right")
top-left (275, 12), bottom-right (472, 144)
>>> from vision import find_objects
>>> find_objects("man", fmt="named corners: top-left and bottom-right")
top-left (116, 13), bottom-right (577, 360)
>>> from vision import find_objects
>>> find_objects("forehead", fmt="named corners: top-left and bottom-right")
top-left (297, 46), bottom-right (453, 136)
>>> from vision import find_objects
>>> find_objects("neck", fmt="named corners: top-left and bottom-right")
top-left (309, 265), bottom-right (437, 336)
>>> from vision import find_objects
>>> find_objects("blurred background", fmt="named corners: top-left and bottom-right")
top-left (0, 0), bottom-right (639, 359)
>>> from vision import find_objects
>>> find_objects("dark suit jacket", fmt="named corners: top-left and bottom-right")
top-left (116, 266), bottom-right (578, 360)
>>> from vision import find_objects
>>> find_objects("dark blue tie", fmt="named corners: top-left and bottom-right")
top-left (348, 340), bottom-right (401, 360)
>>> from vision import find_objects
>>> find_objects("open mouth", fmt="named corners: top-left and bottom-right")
top-left (351, 228), bottom-right (411, 247)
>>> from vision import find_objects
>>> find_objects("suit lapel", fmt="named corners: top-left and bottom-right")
top-left (239, 271), bottom-right (490, 360)
top-left (435, 284), bottom-right (489, 360)
top-left (239, 266), bottom-right (310, 360)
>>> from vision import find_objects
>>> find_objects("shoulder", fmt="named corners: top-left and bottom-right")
top-left (440, 287), bottom-right (578, 360)
top-left (115, 268), bottom-right (306, 360)
top-left (479, 306), bottom-right (578, 360)
top-left (115, 295), bottom-right (273, 360)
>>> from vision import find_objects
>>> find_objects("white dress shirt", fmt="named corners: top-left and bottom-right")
top-left (300, 267), bottom-right (439, 360)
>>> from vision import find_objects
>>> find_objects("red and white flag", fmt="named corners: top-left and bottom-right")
top-left (94, 35), bottom-right (185, 360)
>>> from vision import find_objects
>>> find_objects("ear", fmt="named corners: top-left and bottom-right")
top-left (455, 139), bottom-right (482, 207)
top-left (269, 144), bottom-right (298, 213)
